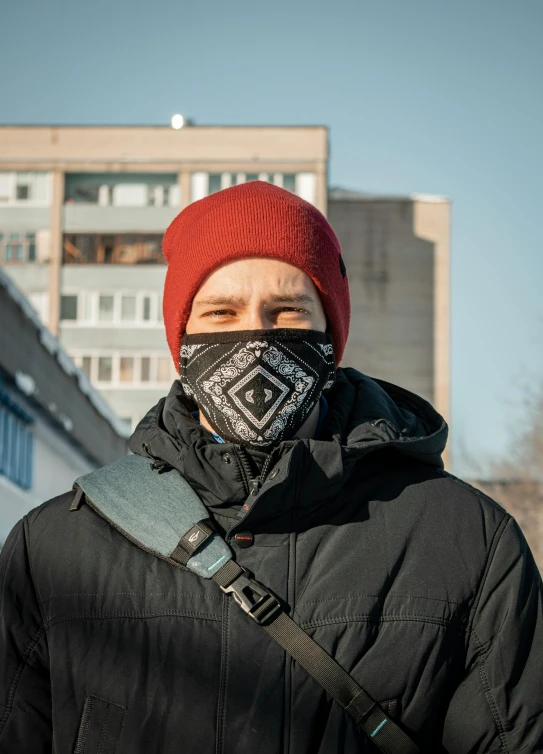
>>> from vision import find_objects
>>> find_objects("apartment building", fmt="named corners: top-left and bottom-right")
top-left (0, 125), bottom-right (328, 429)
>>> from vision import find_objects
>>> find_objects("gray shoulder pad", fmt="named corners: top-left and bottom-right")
top-left (75, 454), bottom-right (232, 579)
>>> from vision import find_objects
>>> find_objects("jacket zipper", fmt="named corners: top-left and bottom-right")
top-left (235, 446), bottom-right (275, 496)
top-left (234, 446), bottom-right (254, 496)
top-left (233, 447), bottom-right (275, 522)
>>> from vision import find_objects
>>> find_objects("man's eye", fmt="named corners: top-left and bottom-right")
top-left (203, 310), bottom-right (233, 318)
top-left (277, 308), bottom-right (307, 314)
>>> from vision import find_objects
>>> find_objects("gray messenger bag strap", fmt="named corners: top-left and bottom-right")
top-left (73, 455), bottom-right (419, 754)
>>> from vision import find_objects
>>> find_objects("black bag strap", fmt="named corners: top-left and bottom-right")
top-left (209, 559), bottom-right (420, 754)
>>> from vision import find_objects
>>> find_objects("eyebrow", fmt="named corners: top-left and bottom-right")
top-left (193, 295), bottom-right (247, 308)
top-left (193, 293), bottom-right (316, 308)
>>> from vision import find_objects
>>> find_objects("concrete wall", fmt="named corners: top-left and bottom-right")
top-left (0, 383), bottom-right (95, 544)
top-left (3, 263), bottom-right (50, 291)
top-left (0, 125), bottom-right (328, 169)
top-left (330, 199), bottom-right (432, 398)
top-left (0, 206), bottom-right (51, 231)
top-left (60, 326), bottom-right (168, 352)
top-left (61, 263), bottom-right (167, 290)
top-left (328, 197), bottom-right (450, 442)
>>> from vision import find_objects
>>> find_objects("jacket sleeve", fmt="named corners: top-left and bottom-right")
top-left (0, 517), bottom-right (52, 752)
top-left (442, 514), bottom-right (543, 753)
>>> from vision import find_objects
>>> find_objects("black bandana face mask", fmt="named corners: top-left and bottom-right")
top-left (179, 329), bottom-right (336, 449)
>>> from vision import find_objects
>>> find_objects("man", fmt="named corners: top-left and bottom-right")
top-left (1, 181), bottom-right (542, 753)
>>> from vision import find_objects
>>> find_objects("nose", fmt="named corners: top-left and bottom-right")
top-left (245, 304), bottom-right (270, 330)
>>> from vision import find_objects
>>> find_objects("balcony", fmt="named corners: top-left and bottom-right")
top-left (63, 204), bottom-right (177, 234)
top-left (63, 234), bottom-right (165, 265)
top-left (63, 173), bottom-right (180, 233)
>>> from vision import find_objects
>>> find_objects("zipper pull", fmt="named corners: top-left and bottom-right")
top-left (248, 479), bottom-right (261, 496)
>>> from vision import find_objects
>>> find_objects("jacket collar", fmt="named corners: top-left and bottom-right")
top-left (129, 368), bottom-right (448, 529)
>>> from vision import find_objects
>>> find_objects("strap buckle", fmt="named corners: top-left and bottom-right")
top-left (220, 569), bottom-right (282, 625)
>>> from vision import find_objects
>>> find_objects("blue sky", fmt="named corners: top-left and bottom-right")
top-left (1, 0), bottom-right (542, 476)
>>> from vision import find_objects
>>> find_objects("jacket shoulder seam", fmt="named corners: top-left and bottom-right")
top-left (433, 470), bottom-right (509, 515)
top-left (468, 516), bottom-right (510, 633)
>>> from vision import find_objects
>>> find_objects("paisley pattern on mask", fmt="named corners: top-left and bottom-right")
top-left (179, 329), bottom-right (336, 448)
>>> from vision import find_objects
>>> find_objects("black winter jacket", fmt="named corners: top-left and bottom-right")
top-left (1, 369), bottom-right (542, 753)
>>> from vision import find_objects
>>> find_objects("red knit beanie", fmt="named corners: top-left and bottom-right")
top-left (162, 181), bottom-right (351, 368)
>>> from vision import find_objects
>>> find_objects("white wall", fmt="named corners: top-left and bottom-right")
top-left (0, 410), bottom-right (95, 544)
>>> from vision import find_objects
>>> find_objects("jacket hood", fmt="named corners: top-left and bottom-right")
top-left (129, 368), bottom-right (447, 528)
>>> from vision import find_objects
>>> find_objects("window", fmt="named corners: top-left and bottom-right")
top-left (81, 357), bottom-right (92, 378)
top-left (98, 357), bottom-right (113, 382)
top-left (26, 233), bottom-right (36, 262)
top-left (157, 357), bottom-right (171, 383)
top-left (147, 185), bottom-right (173, 207)
top-left (61, 291), bottom-right (162, 326)
top-left (15, 173), bottom-right (31, 201)
top-left (283, 174), bottom-right (296, 192)
top-left (72, 183), bottom-right (100, 203)
top-left (0, 231), bottom-right (41, 264)
top-left (0, 389), bottom-right (33, 491)
top-left (0, 171), bottom-right (50, 205)
top-left (98, 295), bottom-right (114, 322)
top-left (120, 295), bottom-right (136, 321)
top-left (72, 353), bottom-right (173, 387)
top-left (208, 174), bottom-right (222, 194)
top-left (60, 295), bottom-right (78, 321)
top-left (119, 357), bottom-right (134, 382)
top-left (112, 184), bottom-right (147, 207)
top-left (141, 357), bottom-right (151, 382)
top-left (189, 172), bottom-right (318, 201)
top-left (5, 233), bottom-right (21, 263)
top-left (64, 173), bottom-right (178, 205)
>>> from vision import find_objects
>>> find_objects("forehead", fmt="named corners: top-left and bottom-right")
top-left (194, 257), bottom-right (317, 297)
